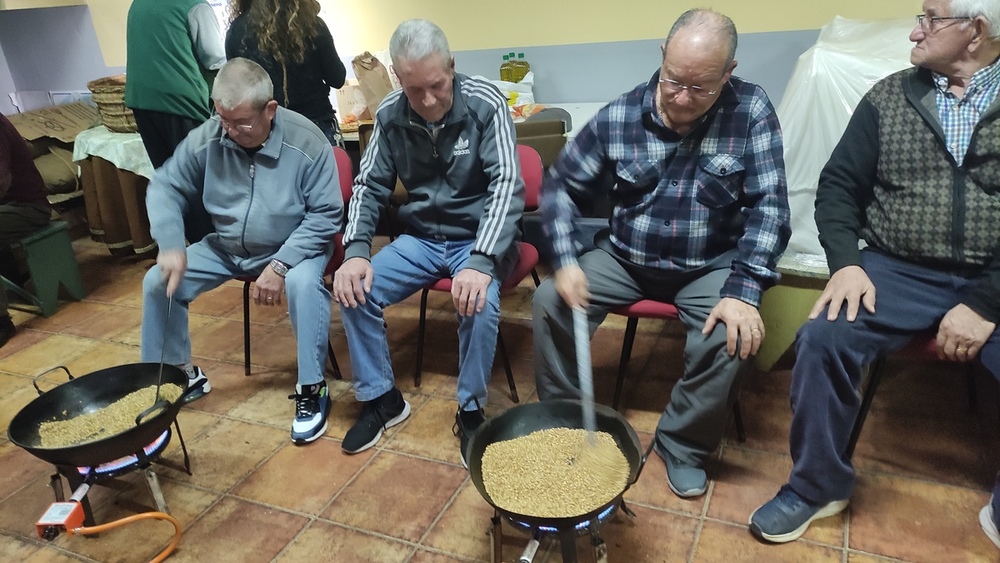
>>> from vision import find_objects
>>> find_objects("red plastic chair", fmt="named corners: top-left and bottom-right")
top-left (845, 333), bottom-right (976, 458)
top-left (610, 299), bottom-right (746, 442)
top-left (412, 145), bottom-right (544, 403)
top-left (236, 146), bottom-right (352, 377)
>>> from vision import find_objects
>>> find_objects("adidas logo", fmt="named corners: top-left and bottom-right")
top-left (453, 136), bottom-right (471, 156)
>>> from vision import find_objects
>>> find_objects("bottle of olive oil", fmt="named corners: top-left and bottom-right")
top-left (500, 54), bottom-right (512, 82)
top-left (512, 52), bottom-right (531, 83)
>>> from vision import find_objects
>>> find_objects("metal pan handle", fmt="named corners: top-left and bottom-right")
top-left (136, 400), bottom-right (171, 426)
top-left (136, 382), bottom-right (199, 425)
top-left (31, 365), bottom-right (74, 395)
top-left (630, 436), bottom-right (659, 485)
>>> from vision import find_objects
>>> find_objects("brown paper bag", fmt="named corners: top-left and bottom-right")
top-left (351, 52), bottom-right (396, 118)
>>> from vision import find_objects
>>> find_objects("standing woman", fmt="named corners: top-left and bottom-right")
top-left (225, 0), bottom-right (347, 144)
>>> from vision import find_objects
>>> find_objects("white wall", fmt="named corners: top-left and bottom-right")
top-left (0, 40), bottom-right (16, 115)
top-left (0, 5), bottom-right (121, 113)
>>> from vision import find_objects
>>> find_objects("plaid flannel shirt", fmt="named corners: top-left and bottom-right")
top-left (541, 71), bottom-right (791, 307)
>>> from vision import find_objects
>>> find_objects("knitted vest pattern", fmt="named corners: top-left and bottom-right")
top-left (865, 69), bottom-right (1000, 267)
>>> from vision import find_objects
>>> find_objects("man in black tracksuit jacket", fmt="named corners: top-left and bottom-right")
top-left (333, 19), bottom-right (524, 464)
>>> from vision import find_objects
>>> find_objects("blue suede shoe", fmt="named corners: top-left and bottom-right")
top-left (749, 485), bottom-right (848, 543)
top-left (654, 443), bottom-right (706, 498)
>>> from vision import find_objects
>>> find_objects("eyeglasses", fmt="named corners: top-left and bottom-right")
top-left (658, 77), bottom-right (720, 100)
top-left (216, 109), bottom-right (264, 134)
top-left (915, 14), bottom-right (973, 33)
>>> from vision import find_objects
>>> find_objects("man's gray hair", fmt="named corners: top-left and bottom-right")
top-left (389, 19), bottom-right (451, 67)
top-left (211, 57), bottom-right (273, 110)
top-left (665, 8), bottom-right (738, 65)
top-left (950, 0), bottom-right (1000, 39)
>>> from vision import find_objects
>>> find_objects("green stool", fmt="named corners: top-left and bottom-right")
top-left (1, 221), bottom-right (85, 317)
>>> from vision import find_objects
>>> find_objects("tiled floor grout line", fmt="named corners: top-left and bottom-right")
top-left (686, 480), bottom-right (713, 562)
top-left (311, 441), bottom-right (382, 516)
top-left (410, 472), bottom-right (475, 559)
top-left (842, 506), bottom-right (851, 560)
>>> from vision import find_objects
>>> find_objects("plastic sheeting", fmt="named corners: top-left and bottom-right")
top-left (778, 16), bottom-right (915, 258)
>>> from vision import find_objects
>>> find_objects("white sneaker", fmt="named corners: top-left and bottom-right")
top-left (289, 382), bottom-right (332, 444)
top-left (980, 499), bottom-right (1000, 549)
top-left (183, 365), bottom-right (211, 403)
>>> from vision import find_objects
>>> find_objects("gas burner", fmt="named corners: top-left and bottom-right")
top-left (73, 429), bottom-right (171, 479)
top-left (45, 420), bottom-right (191, 532)
top-left (491, 501), bottom-right (628, 563)
top-left (505, 502), bottom-right (619, 535)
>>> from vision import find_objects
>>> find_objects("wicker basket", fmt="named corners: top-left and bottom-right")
top-left (87, 75), bottom-right (138, 133)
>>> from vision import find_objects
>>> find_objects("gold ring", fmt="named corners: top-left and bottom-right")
top-left (751, 328), bottom-right (761, 333)
top-left (957, 346), bottom-right (966, 353)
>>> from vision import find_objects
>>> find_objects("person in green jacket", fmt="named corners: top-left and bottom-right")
top-left (125, 0), bottom-right (226, 168)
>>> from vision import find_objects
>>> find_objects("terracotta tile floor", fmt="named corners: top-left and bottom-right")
top-left (1, 235), bottom-right (999, 562)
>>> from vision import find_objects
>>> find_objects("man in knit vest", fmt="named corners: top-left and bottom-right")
top-left (750, 0), bottom-right (1000, 547)
top-left (125, 0), bottom-right (226, 169)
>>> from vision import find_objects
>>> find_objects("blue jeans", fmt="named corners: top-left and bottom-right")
top-left (141, 240), bottom-right (332, 386)
top-left (340, 235), bottom-right (501, 408)
top-left (788, 248), bottom-right (1000, 504)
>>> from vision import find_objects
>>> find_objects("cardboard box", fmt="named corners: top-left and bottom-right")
top-left (7, 102), bottom-right (100, 144)
top-left (336, 80), bottom-right (371, 131)
top-left (514, 120), bottom-right (567, 169)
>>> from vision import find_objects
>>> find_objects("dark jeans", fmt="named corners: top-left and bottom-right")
top-left (314, 118), bottom-right (342, 147)
top-left (132, 108), bottom-right (204, 169)
top-left (787, 248), bottom-right (1000, 504)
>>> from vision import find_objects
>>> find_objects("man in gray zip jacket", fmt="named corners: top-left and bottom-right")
top-left (141, 58), bottom-right (342, 445)
top-left (333, 19), bottom-right (524, 465)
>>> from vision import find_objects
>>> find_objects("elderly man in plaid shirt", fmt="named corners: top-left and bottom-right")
top-left (532, 8), bottom-right (790, 498)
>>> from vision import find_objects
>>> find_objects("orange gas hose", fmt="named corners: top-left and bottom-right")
top-left (69, 511), bottom-right (182, 563)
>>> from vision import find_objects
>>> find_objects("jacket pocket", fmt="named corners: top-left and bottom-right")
top-left (695, 154), bottom-right (744, 208)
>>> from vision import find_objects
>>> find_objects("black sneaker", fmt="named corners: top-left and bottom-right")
top-left (183, 365), bottom-right (211, 403)
top-left (342, 387), bottom-right (410, 454)
top-left (454, 400), bottom-right (486, 469)
top-left (0, 316), bottom-right (15, 350)
top-left (289, 381), bottom-right (332, 444)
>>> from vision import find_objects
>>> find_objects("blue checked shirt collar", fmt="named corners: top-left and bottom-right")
top-left (933, 58), bottom-right (1000, 165)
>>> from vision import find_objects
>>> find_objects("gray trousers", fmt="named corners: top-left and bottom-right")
top-left (532, 240), bottom-right (748, 465)
top-left (0, 202), bottom-right (51, 316)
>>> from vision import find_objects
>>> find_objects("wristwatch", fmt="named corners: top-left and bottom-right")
top-left (269, 259), bottom-right (290, 277)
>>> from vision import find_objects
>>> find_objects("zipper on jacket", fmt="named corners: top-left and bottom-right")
top-left (241, 160), bottom-right (255, 256)
top-left (951, 166), bottom-right (965, 263)
top-left (410, 119), bottom-right (440, 158)
top-left (409, 120), bottom-right (445, 237)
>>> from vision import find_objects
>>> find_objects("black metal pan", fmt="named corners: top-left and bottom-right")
top-left (466, 399), bottom-right (655, 530)
top-left (7, 363), bottom-right (198, 467)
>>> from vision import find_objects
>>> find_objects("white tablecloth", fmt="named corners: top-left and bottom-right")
top-left (73, 126), bottom-right (154, 180)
